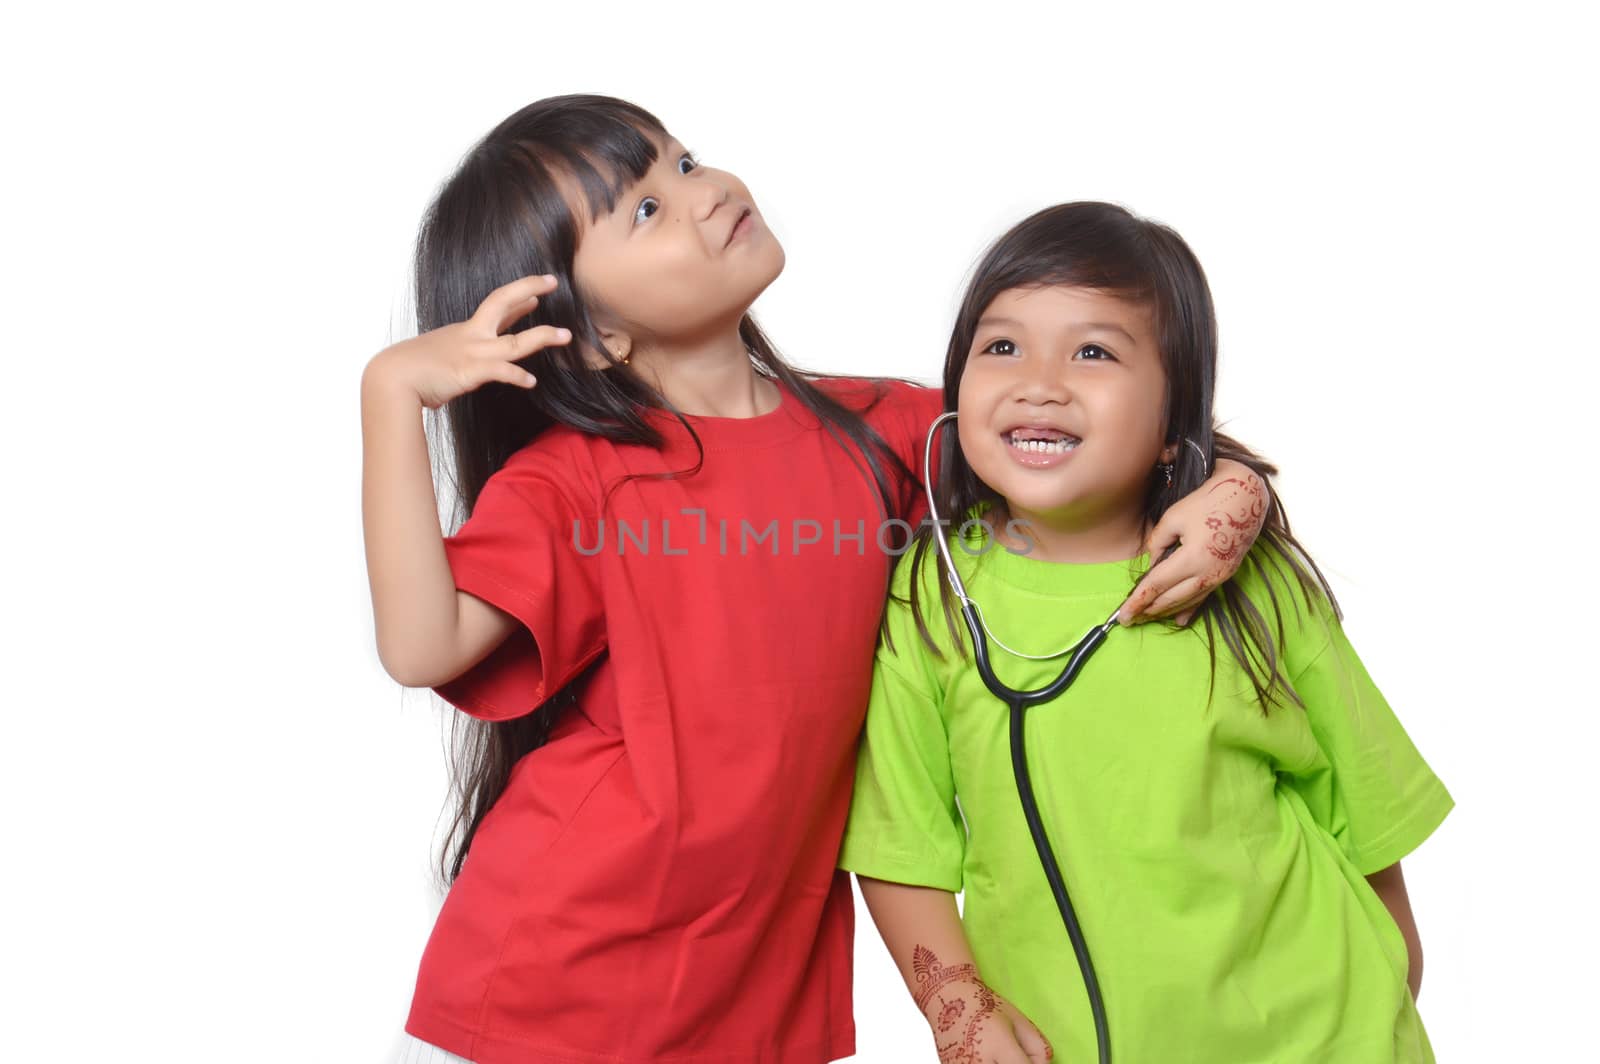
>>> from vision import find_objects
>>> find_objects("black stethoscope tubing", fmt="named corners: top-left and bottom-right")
top-left (923, 412), bottom-right (1116, 1064)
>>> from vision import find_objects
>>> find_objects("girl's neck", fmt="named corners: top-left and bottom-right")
top-left (633, 329), bottom-right (779, 419)
top-left (992, 500), bottom-right (1146, 565)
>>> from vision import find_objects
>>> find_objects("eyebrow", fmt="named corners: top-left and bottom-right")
top-left (976, 317), bottom-right (1141, 345)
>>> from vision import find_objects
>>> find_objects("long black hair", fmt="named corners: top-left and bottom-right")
top-left (414, 95), bottom-right (919, 882)
top-left (903, 201), bottom-right (1337, 713)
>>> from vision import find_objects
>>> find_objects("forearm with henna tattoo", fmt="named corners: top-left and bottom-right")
top-left (912, 945), bottom-right (1008, 1064)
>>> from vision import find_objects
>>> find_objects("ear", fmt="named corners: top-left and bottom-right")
top-left (576, 327), bottom-right (634, 370)
top-left (1159, 439), bottom-right (1180, 464)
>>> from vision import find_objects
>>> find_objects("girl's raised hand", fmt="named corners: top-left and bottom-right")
top-left (364, 275), bottom-right (569, 408)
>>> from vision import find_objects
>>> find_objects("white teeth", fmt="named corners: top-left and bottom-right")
top-left (1007, 433), bottom-right (1079, 454)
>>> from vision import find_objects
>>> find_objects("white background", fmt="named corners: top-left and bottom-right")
top-left (5, 1), bottom-right (1595, 1060)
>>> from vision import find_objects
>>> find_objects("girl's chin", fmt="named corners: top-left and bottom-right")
top-left (731, 254), bottom-right (785, 314)
top-left (982, 485), bottom-right (1085, 520)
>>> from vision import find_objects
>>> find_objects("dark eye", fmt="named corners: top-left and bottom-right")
top-left (1076, 343), bottom-right (1115, 361)
top-left (982, 339), bottom-right (1017, 356)
top-left (633, 196), bottom-right (660, 225)
top-left (677, 153), bottom-right (698, 175)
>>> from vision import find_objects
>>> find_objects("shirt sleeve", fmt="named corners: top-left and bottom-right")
top-left (1279, 597), bottom-right (1453, 876)
top-left (430, 448), bottom-right (607, 722)
top-left (882, 382), bottom-right (946, 525)
top-left (838, 573), bottom-right (966, 891)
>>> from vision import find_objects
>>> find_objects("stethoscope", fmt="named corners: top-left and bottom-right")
top-left (922, 411), bottom-right (1117, 1064)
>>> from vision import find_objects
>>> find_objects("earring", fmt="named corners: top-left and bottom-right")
top-left (1158, 462), bottom-right (1174, 487)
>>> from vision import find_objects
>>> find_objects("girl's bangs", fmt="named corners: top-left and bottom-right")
top-left (537, 115), bottom-right (664, 221)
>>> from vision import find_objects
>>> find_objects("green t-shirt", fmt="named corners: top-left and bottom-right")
top-left (839, 523), bottom-right (1453, 1062)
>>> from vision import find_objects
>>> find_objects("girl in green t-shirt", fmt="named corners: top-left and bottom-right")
top-left (839, 202), bottom-right (1452, 1063)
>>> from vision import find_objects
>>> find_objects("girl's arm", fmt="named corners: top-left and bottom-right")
top-left (362, 275), bottom-right (566, 687)
top-left (1119, 457), bottom-right (1270, 625)
top-left (857, 877), bottom-right (1052, 1064)
top-left (1366, 861), bottom-right (1424, 1000)
top-left (362, 373), bottom-right (514, 686)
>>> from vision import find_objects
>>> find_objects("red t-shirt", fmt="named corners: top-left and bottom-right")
top-left (405, 377), bottom-right (944, 1064)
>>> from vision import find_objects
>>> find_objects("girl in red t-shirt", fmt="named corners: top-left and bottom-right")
top-left (361, 94), bottom-right (1267, 1064)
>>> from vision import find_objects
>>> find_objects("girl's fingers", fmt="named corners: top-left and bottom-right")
top-left (1013, 1017), bottom-right (1053, 1063)
top-left (1118, 579), bottom-right (1161, 625)
top-left (1118, 557), bottom-right (1179, 622)
top-left (493, 276), bottom-right (559, 333)
top-left (990, 1041), bottom-right (1035, 1064)
top-left (1138, 574), bottom-right (1207, 619)
top-left (472, 274), bottom-right (559, 332)
top-left (1121, 521), bottom-right (1183, 624)
top-left (483, 359), bottom-right (538, 390)
top-left (473, 325), bottom-right (566, 391)
top-left (503, 324), bottom-right (571, 359)
top-left (1142, 510), bottom-right (1183, 563)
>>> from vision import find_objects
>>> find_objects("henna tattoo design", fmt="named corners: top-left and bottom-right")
top-left (941, 982), bottom-right (1002, 1064)
top-left (1203, 475), bottom-right (1267, 566)
top-left (913, 945), bottom-right (1006, 1064)
top-left (912, 944), bottom-right (979, 1012)
top-left (933, 993), bottom-right (966, 1033)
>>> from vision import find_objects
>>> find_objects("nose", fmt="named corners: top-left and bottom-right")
top-left (1014, 352), bottom-right (1071, 405)
top-left (692, 172), bottom-right (730, 221)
